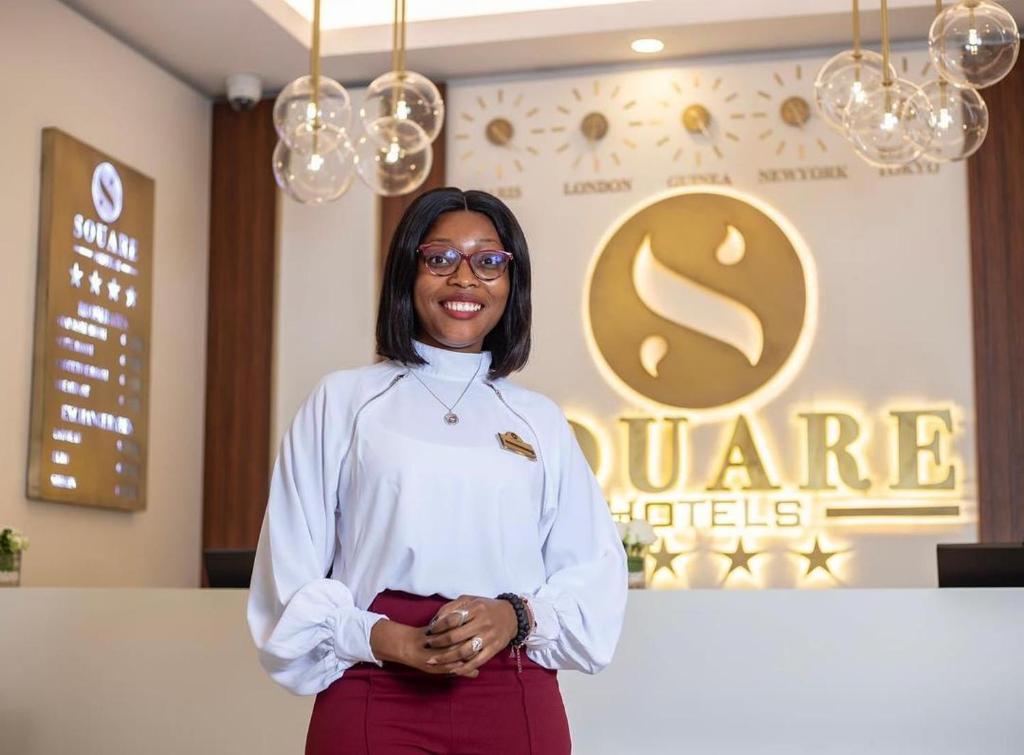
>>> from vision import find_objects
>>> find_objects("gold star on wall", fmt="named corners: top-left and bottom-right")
top-left (649, 536), bottom-right (689, 579)
top-left (714, 537), bottom-right (763, 582)
top-left (791, 536), bottom-right (847, 582)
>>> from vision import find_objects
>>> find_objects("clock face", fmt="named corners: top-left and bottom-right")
top-left (746, 64), bottom-right (830, 161)
top-left (548, 80), bottom-right (650, 174)
top-left (453, 88), bottom-right (543, 183)
top-left (655, 74), bottom-right (744, 168)
top-left (91, 161), bottom-right (123, 223)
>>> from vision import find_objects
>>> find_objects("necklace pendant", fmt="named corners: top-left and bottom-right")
top-left (444, 411), bottom-right (459, 425)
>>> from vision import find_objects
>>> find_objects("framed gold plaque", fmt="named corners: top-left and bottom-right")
top-left (27, 129), bottom-right (154, 511)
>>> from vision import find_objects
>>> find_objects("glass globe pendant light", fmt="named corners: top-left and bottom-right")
top-left (354, 117), bottom-right (433, 197)
top-left (917, 1), bottom-right (990, 162)
top-left (359, 0), bottom-right (445, 150)
top-left (917, 78), bottom-right (989, 160)
top-left (354, 0), bottom-right (439, 195)
top-left (842, 0), bottom-right (934, 167)
top-left (271, 0), bottom-right (354, 203)
top-left (273, 138), bottom-right (356, 204)
top-left (814, 0), bottom-right (897, 132)
top-left (273, 76), bottom-right (351, 156)
top-left (272, 0), bottom-right (352, 154)
top-left (929, 0), bottom-right (1020, 89)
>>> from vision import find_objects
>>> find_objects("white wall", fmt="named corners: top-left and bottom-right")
top-left (446, 46), bottom-right (977, 587)
top-left (0, 0), bottom-right (211, 586)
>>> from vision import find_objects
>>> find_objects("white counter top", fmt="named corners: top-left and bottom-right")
top-left (1, 588), bottom-right (1021, 754)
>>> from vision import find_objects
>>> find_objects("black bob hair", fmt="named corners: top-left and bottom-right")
top-left (375, 186), bottom-right (532, 380)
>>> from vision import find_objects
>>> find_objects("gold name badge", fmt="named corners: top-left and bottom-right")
top-left (497, 431), bottom-right (537, 461)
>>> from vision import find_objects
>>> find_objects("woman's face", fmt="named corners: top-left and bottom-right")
top-left (413, 210), bottom-right (511, 354)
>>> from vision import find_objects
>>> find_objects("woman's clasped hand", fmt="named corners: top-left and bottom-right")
top-left (370, 594), bottom-right (519, 678)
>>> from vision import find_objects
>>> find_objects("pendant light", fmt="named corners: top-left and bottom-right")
top-left (918, 1), bottom-right (990, 162)
top-left (353, 0), bottom-right (437, 196)
top-left (929, 0), bottom-right (1020, 89)
top-left (360, 0), bottom-right (445, 147)
top-left (271, 0), bottom-right (354, 203)
top-left (814, 0), bottom-right (897, 132)
top-left (842, 0), bottom-right (935, 167)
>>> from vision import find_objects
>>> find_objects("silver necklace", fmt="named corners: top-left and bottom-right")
top-left (408, 354), bottom-right (484, 425)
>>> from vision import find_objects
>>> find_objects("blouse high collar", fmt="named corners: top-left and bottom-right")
top-left (410, 339), bottom-right (492, 381)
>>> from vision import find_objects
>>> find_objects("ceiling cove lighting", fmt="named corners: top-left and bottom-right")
top-left (281, 0), bottom-right (649, 30)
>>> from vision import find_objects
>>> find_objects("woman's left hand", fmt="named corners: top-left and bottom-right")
top-left (422, 595), bottom-right (518, 677)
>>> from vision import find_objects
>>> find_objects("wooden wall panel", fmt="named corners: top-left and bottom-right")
top-left (202, 100), bottom-right (277, 576)
top-left (967, 62), bottom-right (1024, 543)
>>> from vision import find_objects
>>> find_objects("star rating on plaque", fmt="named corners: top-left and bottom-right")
top-left (73, 265), bottom-right (137, 307)
top-left (69, 262), bottom-right (84, 288)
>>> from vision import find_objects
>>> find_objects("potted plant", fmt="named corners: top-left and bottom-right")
top-left (616, 518), bottom-right (656, 588)
top-left (0, 527), bottom-right (29, 587)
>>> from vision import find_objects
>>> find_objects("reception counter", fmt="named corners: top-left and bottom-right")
top-left (2, 588), bottom-right (1021, 754)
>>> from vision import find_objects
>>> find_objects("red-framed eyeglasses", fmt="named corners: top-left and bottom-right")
top-left (416, 243), bottom-right (513, 281)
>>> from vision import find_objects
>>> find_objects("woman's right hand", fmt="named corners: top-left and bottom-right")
top-left (369, 619), bottom-right (481, 678)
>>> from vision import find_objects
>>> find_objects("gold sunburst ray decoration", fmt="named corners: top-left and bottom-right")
top-left (656, 73), bottom-right (743, 168)
top-left (453, 88), bottom-right (541, 182)
top-left (750, 64), bottom-right (828, 161)
top-left (547, 78), bottom-right (650, 174)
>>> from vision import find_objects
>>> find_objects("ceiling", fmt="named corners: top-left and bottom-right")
top-left (61, 0), bottom-right (1024, 98)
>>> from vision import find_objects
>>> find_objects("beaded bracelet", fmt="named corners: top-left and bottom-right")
top-left (496, 592), bottom-right (532, 672)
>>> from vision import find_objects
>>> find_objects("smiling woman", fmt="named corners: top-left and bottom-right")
top-left (246, 186), bottom-right (627, 754)
top-left (411, 209), bottom-right (512, 350)
top-left (377, 188), bottom-right (533, 369)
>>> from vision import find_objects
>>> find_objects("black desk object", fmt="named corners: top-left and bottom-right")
top-left (203, 548), bottom-right (256, 588)
top-left (937, 542), bottom-right (1024, 587)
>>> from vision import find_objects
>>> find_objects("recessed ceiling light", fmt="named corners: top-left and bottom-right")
top-left (631, 38), bottom-right (664, 54)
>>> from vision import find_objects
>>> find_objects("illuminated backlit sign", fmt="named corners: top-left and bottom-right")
top-left (27, 129), bottom-right (154, 511)
top-left (579, 188), bottom-right (968, 587)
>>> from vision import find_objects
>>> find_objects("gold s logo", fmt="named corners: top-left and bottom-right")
top-left (585, 188), bottom-right (816, 417)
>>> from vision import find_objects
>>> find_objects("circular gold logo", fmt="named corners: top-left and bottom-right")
top-left (586, 188), bottom-right (816, 415)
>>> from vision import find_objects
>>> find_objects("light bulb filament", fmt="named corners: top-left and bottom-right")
top-left (965, 27), bottom-right (981, 55)
top-left (305, 101), bottom-right (322, 132)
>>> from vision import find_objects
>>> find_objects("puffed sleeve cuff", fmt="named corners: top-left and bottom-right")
top-left (258, 579), bottom-right (390, 692)
top-left (523, 587), bottom-right (561, 647)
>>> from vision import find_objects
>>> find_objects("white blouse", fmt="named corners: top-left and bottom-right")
top-left (247, 339), bottom-right (628, 695)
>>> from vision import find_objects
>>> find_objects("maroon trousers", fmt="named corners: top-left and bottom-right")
top-left (305, 589), bottom-right (572, 755)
